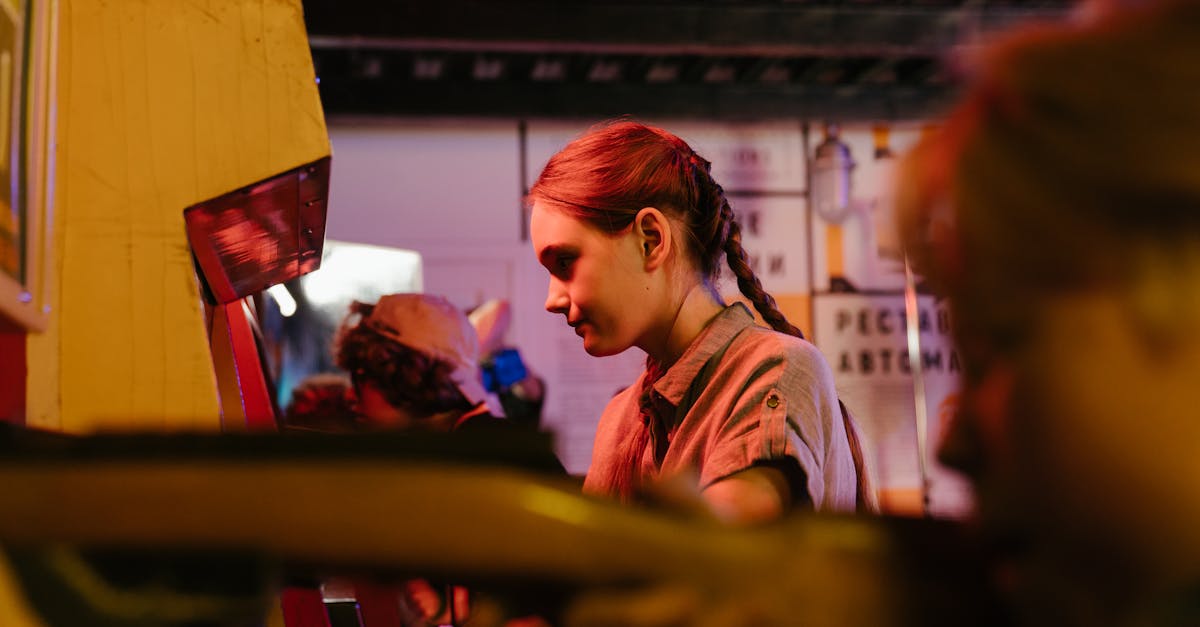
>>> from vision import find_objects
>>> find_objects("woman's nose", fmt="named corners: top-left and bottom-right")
top-left (544, 281), bottom-right (569, 314)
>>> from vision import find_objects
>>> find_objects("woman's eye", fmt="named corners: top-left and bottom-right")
top-left (555, 256), bottom-right (575, 273)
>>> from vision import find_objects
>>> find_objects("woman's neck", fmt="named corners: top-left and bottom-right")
top-left (649, 281), bottom-right (725, 367)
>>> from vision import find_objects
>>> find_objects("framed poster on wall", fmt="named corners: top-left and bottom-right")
top-left (811, 291), bottom-right (973, 518)
top-left (0, 0), bottom-right (55, 331)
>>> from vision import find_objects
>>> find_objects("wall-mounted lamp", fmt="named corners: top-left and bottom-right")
top-left (811, 123), bottom-right (856, 224)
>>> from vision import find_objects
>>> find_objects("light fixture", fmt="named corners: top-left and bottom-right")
top-left (811, 123), bottom-right (856, 224)
top-left (267, 283), bottom-right (297, 317)
top-left (702, 62), bottom-right (735, 83)
top-left (413, 57), bottom-right (444, 80)
top-left (531, 58), bottom-right (565, 81)
top-left (587, 60), bottom-right (620, 82)
top-left (472, 57), bottom-right (504, 80)
top-left (645, 61), bottom-right (679, 82)
top-left (759, 63), bottom-right (789, 83)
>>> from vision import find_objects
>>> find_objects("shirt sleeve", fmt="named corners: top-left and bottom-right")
top-left (698, 340), bottom-right (839, 509)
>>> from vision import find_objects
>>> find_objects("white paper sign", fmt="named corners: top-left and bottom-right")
top-left (812, 292), bottom-right (973, 518)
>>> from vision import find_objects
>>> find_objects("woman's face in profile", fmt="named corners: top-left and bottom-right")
top-left (530, 201), bottom-right (656, 358)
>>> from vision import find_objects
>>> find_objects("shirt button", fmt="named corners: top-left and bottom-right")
top-left (766, 394), bottom-right (780, 409)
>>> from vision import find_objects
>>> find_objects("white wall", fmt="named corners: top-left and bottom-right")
top-left (326, 119), bottom-right (523, 248)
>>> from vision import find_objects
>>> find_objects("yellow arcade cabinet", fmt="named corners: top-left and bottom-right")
top-left (0, 1), bottom-right (329, 625)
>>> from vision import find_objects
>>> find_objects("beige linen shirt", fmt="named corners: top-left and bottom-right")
top-left (583, 304), bottom-right (858, 512)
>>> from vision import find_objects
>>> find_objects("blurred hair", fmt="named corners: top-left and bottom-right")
top-left (897, 0), bottom-right (1200, 360)
top-left (334, 300), bottom-right (472, 417)
top-left (283, 373), bottom-right (356, 432)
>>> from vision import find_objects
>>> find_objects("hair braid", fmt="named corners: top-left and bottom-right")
top-left (683, 152), bottom-right (725, 276)
top-left (716, 196), bottom-right (875, 510)
top-left (681, 146), bottom-right (804, 339)
top-left (717, 198), bottom-right (805, 339)
top-left (607, 358), bottom-right (666, 504)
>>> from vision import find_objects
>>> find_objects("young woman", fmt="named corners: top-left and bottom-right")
top-left (529, 121), bottom-right (870, 524)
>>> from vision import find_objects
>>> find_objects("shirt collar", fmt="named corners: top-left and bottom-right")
top-left (652, 303), bottom-right (755, 406)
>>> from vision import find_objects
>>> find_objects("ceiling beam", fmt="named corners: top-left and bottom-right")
top-left (314, 75), bottom-right (956, 122)
top-left (303, 1), bottom-right (1071, 58)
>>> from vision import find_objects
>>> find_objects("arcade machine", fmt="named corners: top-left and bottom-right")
top-left (184, 155), bottom-right (338, 627)
top-left (0, 2), bottom-right (565, 625)
top-left (185, 156), bottom-right (332, 434)
top-left (0, 0), bottom-right (334, 624)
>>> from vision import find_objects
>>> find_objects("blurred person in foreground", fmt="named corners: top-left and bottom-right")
top-left (896, 0), bottom-right (1200, 624)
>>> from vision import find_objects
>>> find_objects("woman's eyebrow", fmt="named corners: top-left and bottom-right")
top-left (538, 244), bottom-right (576, 265)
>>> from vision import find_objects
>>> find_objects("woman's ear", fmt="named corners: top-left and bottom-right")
top-left (634, 207), bottom-right (672, 270)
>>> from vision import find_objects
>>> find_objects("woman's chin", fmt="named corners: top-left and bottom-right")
top-left (582, 338), bottom-right (624, 357)
top-left (583, 343), bottom-right (613, 357)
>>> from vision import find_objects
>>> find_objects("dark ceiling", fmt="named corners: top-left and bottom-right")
top-left (302, 1), bottom-right (1074, 121)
